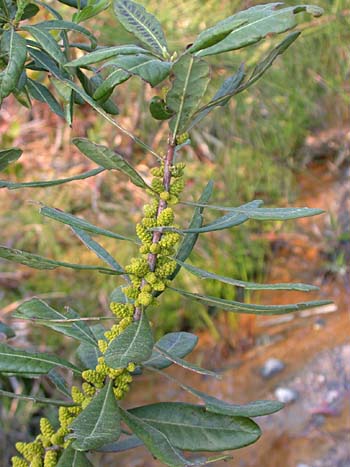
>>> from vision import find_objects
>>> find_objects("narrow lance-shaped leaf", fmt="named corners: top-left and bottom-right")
top-left (181, 201), bottom-right (324, 221)
top-left (73, 0), bottom-right (110, 23)
top-left (65, 45), bottom-right (148, 68)
top-left (170, 180), bottom-right (213, 281)
top-left (48, 369), bottom-right (71, 397)
top-left (26, 47), bottom-right (68, 79)
top-left (72, 227), bottom-right (124, 273)
top-left (70, 380), bottom-right (121, 451)
top-left (0, 148), bottom-right (22, 171)
top-left (176, 260), bottom-right (319, 292)
top-left (97, 435), bottom-right (143, 452)
top-left (105, 312), bottom-right (154, 368)
top-left (166, 55), bottom-right (210, 136)
top-left (34, 20), bottom-right (97, 49)
top-left (153, 346), bottom-right (219, 379)
top-left (189, 16), bottom-right (248, 53)
top-left (0, 245), bottom-right (120, 274)
top-left (91, 67), bottom-right (130, 102)
top-left (73, 138), bottom-right (150, 190)
top-left (129, 402), bottom-right (261, 452)
top-left (0, 343), bottom-right (81, 375)
top-left (14, 298), bottom-right (98, 346)
top-left (121, 409), bottom-right (191, 467)
top-left (238, 31), bottom-right (300, 91)
top-left (22, 25), bottom-right (67, 64)
top-left (60, 79), bottom-right (162, 160)
top-left (0, 167), bottom-right (105, 190)
top-left (76, 69), bottom-right (119, 115)
top-left (0, 321), bottom-right (15, 339)
top-left (93, 55), bottom-right (171, 100)
top-left (189, 64), bottom-right (245, 129)
top-left (195, 3), bottom-right (323, 57)
top-left (144, 332), bottom-right (198, 369)
top-left (113, 0), bottom-right (168, 57)
top-left (26, 78), bottom-right (65, 119)
top-left (40, 205), bottom-right (136, 242)
top-left (155, 200), bottom-right (263, 234)
top-left (56, 446), bottom-right (94, 467)
top-left (0, 29), bottom-right (27, 101)
top-left (171, 287), bottom-right (333, 316)
top-left (151, 367), bottom-right (284, 418)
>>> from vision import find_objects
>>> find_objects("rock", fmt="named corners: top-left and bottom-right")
top-left (260, 358), bottom-right (285, 379)
top-left (274, 387), bottom-right (299, 404)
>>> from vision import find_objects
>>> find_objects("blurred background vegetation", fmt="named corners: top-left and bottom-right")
top-left (0, 0), bottom-right (349, 344)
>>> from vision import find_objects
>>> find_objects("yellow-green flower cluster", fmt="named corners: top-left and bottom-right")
top-left (12, 158), bottom-right (185, 467)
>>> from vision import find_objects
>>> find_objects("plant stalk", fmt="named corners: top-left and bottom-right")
top-left (133, 135), bottom-right (176, 321)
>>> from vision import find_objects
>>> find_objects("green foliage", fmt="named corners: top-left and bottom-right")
top-left (0, 0), bottom-right (328, 466)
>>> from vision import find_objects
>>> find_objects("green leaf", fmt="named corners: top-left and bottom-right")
top-left (0, 29), bottom-right (27, 101)
top-left (26, 47), bottom-right (68, 79)
top-left (189, 16), bottom-right (247, 54)
top-left (198, 394), bottom-right (284, 418)
top-left (182, 201), bottom-right (324, 221)
top-left (113, 0), bottom-right (168, 57)
top-left (97, 435), bottom-right (143, 452)
top-left (92, 68), bottom-right (130, 101)
top-left (23, 25), bottom-right (67, 64)
top-left (156, 200), bottom-right (263, 235)
top-left (0, 388), bottom-right (75, 407)
top-left (40, 205), bottom-right (135, 242)
top-left (150, 367), bottom-right (283, 418)
top-left (72, 227), bottom-right (124, 272)
top-left (153, 346), bottom-right (219, 379)
top-left (195, 4), bottom-right (323, 57)
top-left (73, 0), bottom-right (110, 23)
top-left (0, 148), bottom-right (22, 171)
top-left (105, 312), bottom-right (154, 368)
top-left (176, 260), bottom-right (318, 292)
top-left (171, 287), bottom-right (333, 316)
top-left (65, 45), bottom-right (148, 68)
top-left (239, 31), bottom-right (300, 91)
top-left (60, 79), bottom-right (161, 160)
top-left (166, 55), bottom-right (210, 136)
top-left (35, 20), bottom-right (97, 49)
top-left (76, 69), bottom-right (119, 115)
top-left (26, 78), bottom-right (65, 118)
top-left (129, 402), bottom-right (261, 451)
top-left (170, 180), bottom-right (213, 281)
top-left (149, 96), bottom-right (174, 120)
top-left (20, 3), bottom-right (40, 20)
top-left (57, 0), bottom-right (87, 8)
top-left (0, 321), bottom-right (15, 339)
top-left (14, 298), bottom-right (97, 346)
top-left (121, 409), bottom-right (191, 467)
top-left (0, 245), bottom-right (120, 274)
top-left (144, 332), bottom-right (198, 369)
top-left (73, 137), bottom-right (150, 190)
top-left (190, 65), bottom-right (245, 128)
top-left (77, 325), bottom-right (105, 369)
top-left (0, 167), bottom-right (105, 189)
top-left (0, 343), bottom-right (81, 375)
top-left (94, 54), bottom-right (171, 99)
top-left (48, 368), bottom-right (71, 397)
top-left (56, 446), bottom-right (94, 467)
top-left (70, 380), bottom-right (121, 451)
